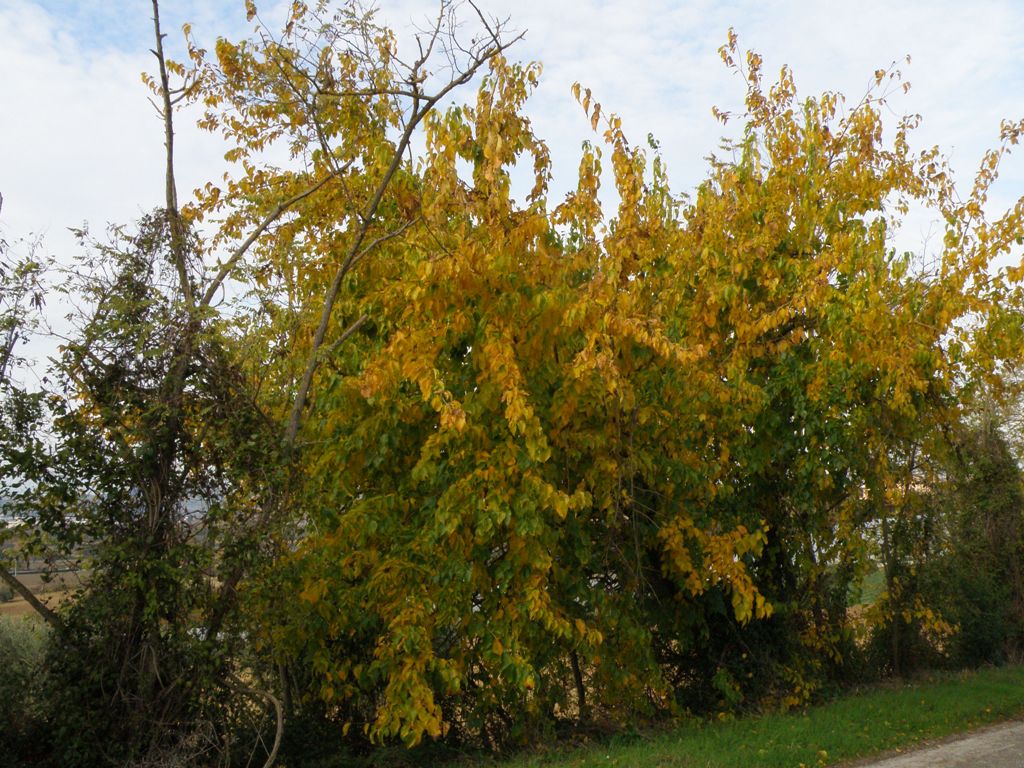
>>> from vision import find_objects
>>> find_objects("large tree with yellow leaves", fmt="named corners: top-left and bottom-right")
top-left (228, 31), bottom-right (1024, 748)
top-left (7, 2), bottom-right (1024, 763)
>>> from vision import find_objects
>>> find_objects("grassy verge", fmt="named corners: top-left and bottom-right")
top-left (488, 665), bottom-right (1024, 768)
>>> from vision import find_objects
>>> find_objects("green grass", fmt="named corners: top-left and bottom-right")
top-left (486, 665), bottom-right (1024, 768)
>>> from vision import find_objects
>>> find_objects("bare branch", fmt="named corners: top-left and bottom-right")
top-left (151, 0), bottom-right (194, 309)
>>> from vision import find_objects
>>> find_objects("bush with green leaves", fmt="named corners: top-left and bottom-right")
top-left (925, 418), bottom-right (1024, 667)
top-left (0, 616), bottom-right (49, 762)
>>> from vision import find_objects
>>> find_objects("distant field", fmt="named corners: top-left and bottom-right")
top-left (0, 569), bottom-right (82, 618)
top-left (0, 589), bottom-right (74, 618)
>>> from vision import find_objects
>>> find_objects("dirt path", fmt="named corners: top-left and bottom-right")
top-left (859, 720), bottom-right (1024, 767)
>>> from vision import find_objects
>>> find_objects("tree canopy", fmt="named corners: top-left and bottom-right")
top-left (1, 3), bottom-right (1023, 766)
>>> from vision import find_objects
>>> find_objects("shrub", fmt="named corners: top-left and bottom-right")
top-left (0, 616), bottom-right (49, 762)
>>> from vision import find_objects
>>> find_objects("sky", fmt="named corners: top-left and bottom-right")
top-left (1, 0), bottom-right (1023, 368)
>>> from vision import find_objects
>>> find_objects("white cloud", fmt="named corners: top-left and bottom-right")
top-left (0, 1), bottom-right (239, 247)
top-left (5, 0), bottom-right (1021, 232)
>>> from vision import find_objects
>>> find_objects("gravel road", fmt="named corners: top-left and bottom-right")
top-left (860, 720), bottom-right (1024, 767)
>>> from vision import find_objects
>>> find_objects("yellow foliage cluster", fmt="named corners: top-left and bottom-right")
top-left (204, 28), bottom-right (1024, 746)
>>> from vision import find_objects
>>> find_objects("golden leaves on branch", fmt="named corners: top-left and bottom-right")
top-left (259, 32), bottom-right (1024, 747)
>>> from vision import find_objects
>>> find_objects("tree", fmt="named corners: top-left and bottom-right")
top-left (926, 413), bottom-right (1024, 666)
top-left (0, 194), bottom-right (57, 630)
top-left (1, 1), bottom-right (517, 765)
top-left (259, 34), bottom-right (1024, 749)
top-left (4, 7), bottom-right (1024, 764)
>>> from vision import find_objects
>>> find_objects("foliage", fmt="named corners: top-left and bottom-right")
top-left (15, 212), bottom-right (277, 766)
top-left (255, 30), bottom-right (1024, 752)
top-left (1, 2), bottom-right (1024, 766)
top-left (0, 1), bottom-right (519, 765)
top-left (0, 215), bottom-right (49, 524)
top-left (921, 416), bottom-right (1024, 667)
top-left (0, 617), bottom-right (49, 763)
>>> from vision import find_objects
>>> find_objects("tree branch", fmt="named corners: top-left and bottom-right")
top-left (325, 313), bottom-right (368, 356)
top-left (200, 168), bottom-right (347, 308)
top-left (348, 216), bottom-right (420, 273)
top-left (229, 676), bottom-right (284, 768)
top-left (282, 31), bottom-right (520, 445)
top-left (151, 0), bottom-right (194, 309)
top-left (0, 564), bottom-right (63, 631)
